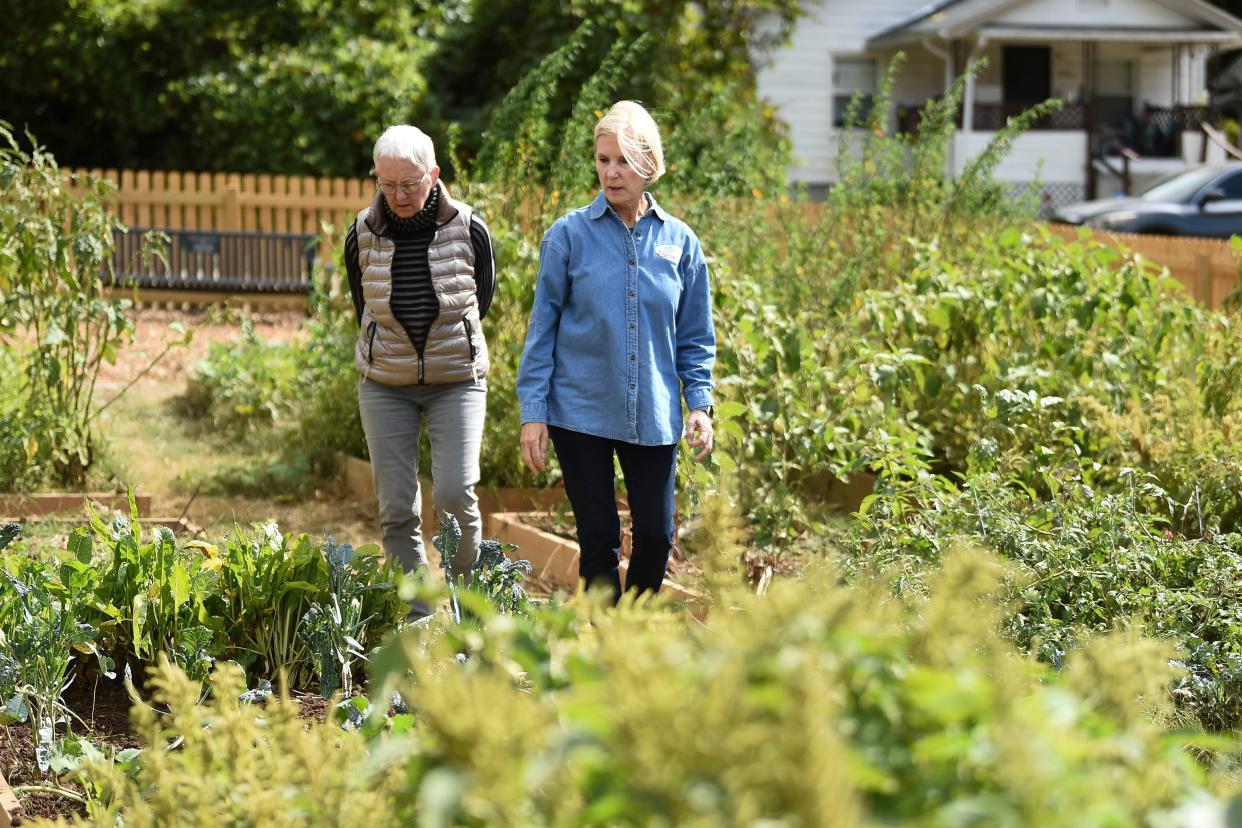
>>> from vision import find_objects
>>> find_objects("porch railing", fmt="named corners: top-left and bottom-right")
top-left (970, 102), bottom-right (1088, 130)
top-left (960, 102), bottom-right (1212, 138)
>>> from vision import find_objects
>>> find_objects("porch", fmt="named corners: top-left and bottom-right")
top-left (862, 0), bottom-right (1242, 202)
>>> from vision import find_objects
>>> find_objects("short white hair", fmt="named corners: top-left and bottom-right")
top-left (372, 125), bottom-right (437, 173)
top-left (594, 101), bottom-right (665, 183)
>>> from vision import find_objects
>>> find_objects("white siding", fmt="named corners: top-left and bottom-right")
top-left (1051, 42), bottom-right (1089, 102)
top-left (975, 43), bottom-right (1003, 103)
top-left (756, 0), bottom-right (931, 183)
top-left (888, 48), bottom-right (950, 114)
top-left (1139, 47), bottom-right (1174, 107)
top-left (993, 0), bottom-right (1197, 28)
top-left (1180, 45), bottom-right (1210, 103)
top-left (954, 131), bottom-right (1087, 182)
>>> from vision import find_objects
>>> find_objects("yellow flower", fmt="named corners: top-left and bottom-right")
top-left (751, 188), bottom-right (763, 199)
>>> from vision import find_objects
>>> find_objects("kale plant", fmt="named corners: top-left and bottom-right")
top-left (300, 537), bottom-right (384, 698)
top-left (0, 560), bottom-right (114, 772)
top-left (434, 514), bottom-right (533, 622)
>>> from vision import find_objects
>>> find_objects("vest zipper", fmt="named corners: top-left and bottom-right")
top-left (462, 315), bottom-right (478, 363)
top-left (462, 315), bottom-right (479, 383)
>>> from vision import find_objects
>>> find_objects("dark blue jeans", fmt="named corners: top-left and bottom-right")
top-left (548, 425), bottom-right (677, 603)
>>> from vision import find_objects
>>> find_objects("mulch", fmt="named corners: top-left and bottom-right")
top-left (1, 675), bottom-right (137, 822)
top-left (0, 669), bottom-right (339, 823)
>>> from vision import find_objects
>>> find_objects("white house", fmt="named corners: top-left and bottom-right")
top-left (758, 0), bottom-right (1242, 203)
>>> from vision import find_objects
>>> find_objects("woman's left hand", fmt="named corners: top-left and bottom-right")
top-left (685, 409), bottom-right (714, 462)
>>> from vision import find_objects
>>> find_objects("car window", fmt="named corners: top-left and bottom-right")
top-left (1214, 171), bottom-right (1242, 199)
top-left (1139, 168), bottom-right (1222, 202)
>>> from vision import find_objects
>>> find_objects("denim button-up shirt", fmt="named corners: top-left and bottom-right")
top-left (517, 191), bottom-right (715, 446)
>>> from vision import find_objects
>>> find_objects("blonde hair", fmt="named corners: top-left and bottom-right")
top-left (594, 101), bottom-right (665, 183)
top-left (372, 125), bottom-right (437, 173)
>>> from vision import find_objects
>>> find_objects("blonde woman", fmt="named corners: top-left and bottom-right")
top-left (516, 101), bottom-right (716, 602)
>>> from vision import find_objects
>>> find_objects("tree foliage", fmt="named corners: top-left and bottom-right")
top-left (0, 0), bottom-right (432, 175)
top-left (0, 0), bottom-right (800, 177)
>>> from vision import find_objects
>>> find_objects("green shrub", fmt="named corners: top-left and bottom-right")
top-left (38, 660), bottom-right (404, 828)
top-left (11, 505), bottom-right (407, 691)
top-left (363, 550), bottom-right (1242, 825)
top-left (0, 123), bottom-right (149, 489)
top-left (47, 548), bottom-right (1242, 826)
top-left (848, 463), bottom-right (1242, 731)
top-left (175, 319), bottom-right (300, 440)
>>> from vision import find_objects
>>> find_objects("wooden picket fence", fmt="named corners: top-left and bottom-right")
top-left (1047, 224), bottom-right (1239, 309)
top-left (66, 168), bottom-right (375, 264)
top-left (64, 168), bottom-right (1241, 308)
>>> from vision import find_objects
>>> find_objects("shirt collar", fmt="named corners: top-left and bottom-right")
top-left (588, 190), bottom-right (669, 223)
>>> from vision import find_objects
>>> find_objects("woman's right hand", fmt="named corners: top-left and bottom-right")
top-left (521, 422), bottom-right (549, 474)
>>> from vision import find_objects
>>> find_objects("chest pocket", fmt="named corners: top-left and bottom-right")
top-left (641, 243), bottom-right (683, 306)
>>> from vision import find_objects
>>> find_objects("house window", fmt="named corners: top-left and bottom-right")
top-left (833, 57), bottom-right (876, 127)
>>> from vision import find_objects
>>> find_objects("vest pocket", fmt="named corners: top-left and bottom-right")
top-left (366, 320), bottom-right (378, 363)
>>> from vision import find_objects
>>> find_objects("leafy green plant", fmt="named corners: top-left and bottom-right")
top-left (175, 317), bottom-right (300, 440)
top-left (85, 498), bottom-right (221, 684)
top-left (27, 518), bottom-right (1242, 826)
top-left (40, 734), bottom-right (143, 817)
top-left (299, 537), bottom-right (400, 698)
top-left (0, 528), bottom-right (114, 774)
top-left (350, 545), bottom-right (1242, 827)
top-left (43, 660), bottom-right (404, 827)
top-left (468, 540), bottom-right (533, 618)
top-left (849, 462), bottom-right (1242, 731)
top-left (0, 123), bottom-right (189, 490)
top-left (434, 513), bottom-right (534, 623)
top-left (216, 524), bottom-right (402, 688)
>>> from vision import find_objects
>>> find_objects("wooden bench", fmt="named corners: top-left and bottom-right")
top-left (108, 227), bottom-right (317, 293)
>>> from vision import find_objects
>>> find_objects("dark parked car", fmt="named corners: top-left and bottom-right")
top-left (1052, 163), bottom-right (1242, 238)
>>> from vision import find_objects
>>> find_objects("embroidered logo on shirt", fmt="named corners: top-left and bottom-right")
top-left (654, 244), bottom-right (682, 263)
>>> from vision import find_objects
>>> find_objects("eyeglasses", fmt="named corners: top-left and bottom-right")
top-left (376, 174), bottom-right (429, 197)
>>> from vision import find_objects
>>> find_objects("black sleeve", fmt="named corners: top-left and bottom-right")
top-left (470, 214), bottom-right (496, 319)
top-left (344, 221), bottom-right (363, 327)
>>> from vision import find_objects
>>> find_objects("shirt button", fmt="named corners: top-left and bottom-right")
top-left (629, 354), bottom-right (635, 361)
top-left (629, 383), bottom-right (636, 389)
top-left (629, 323), bottom-right (635, 329)
top-left (628, 291), bottom-right (636, 297)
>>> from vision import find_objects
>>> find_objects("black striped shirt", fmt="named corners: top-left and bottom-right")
top-left (345, 188), bottom-right (496, 355)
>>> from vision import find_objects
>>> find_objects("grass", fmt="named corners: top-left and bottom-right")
top-left (62, 381), bottom-right (384, 550)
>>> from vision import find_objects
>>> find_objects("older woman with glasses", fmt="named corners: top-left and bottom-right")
top-left (345, 124), bottom-right (496, 616)
top-left (517, 100), bottom-right (716, 604)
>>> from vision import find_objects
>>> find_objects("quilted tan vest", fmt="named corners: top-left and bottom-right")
top-left (352, 182), bottom-right (489, 385)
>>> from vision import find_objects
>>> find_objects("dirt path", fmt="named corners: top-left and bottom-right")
top-left (95, 307), bottom-right (307, 391)
top-left (84, 308), bottom-right (384, 550)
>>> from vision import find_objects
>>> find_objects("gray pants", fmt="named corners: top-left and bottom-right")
top-left (358, 376), bottom-right (486, 581)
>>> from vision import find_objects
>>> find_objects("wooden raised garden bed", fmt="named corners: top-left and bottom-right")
top-left (340, 453), bottom-right (566, 526)
top-left (0, 770), bottom-right (24, 828)
top-left (0, 492), bottom-right (151, 520)
top-left (488, 511), bottom-right (702, 606)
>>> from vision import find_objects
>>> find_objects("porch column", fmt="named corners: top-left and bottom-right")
top-left (1084, 41), bottom-right (1098, 200)
top-left (963, 60), bottom-right (976, 133)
